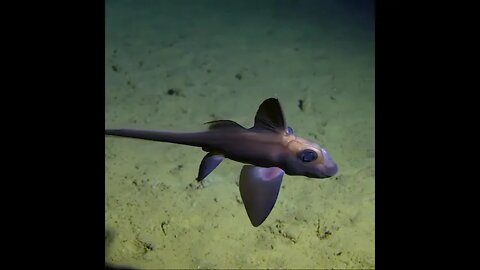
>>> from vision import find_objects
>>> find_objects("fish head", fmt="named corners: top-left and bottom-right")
top-left (282, 135), bottom-right (338, 178)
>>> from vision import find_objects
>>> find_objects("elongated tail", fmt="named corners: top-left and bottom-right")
top-left (105, 129), bottom-right (208, 147)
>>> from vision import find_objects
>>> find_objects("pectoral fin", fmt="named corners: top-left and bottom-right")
top-left (239, 165), bottom-right (284, 227)
top-left (196, 153), bottom-right (224, 181)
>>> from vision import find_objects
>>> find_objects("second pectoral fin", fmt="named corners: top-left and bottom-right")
top-left (239, 165), bottom-right (284, 227)
top-left (196, 153), bottom-right (225, 181)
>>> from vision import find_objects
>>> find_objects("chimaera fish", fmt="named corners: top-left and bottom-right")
top-left (105, 98), bottom-right (338, 227)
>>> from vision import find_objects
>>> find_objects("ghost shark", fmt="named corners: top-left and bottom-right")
top-left (105, 98), bottom-right (338, 226)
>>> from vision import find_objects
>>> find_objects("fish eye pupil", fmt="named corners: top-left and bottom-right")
top-left (300, 149), bottom-right (317, 162)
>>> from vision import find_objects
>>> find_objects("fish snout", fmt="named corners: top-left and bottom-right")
top-left (322, 162), bottom-right (338, 177)
top-left (319, 148), bottom-right (338, 177)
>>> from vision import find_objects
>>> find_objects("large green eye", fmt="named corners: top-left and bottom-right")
top-left (299, 149), bottom-right (318, 162)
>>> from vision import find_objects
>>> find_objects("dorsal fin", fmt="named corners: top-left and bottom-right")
top-left (253, 98), bottom-right (287, 133)
top-left (204, 120), bottom-right (245, 130)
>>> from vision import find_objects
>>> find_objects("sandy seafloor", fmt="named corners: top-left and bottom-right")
top-left (105, 0), bottom-right (374, 269)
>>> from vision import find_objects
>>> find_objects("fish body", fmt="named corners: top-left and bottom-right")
top-left (106, 98), bottom-right (338, 226)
